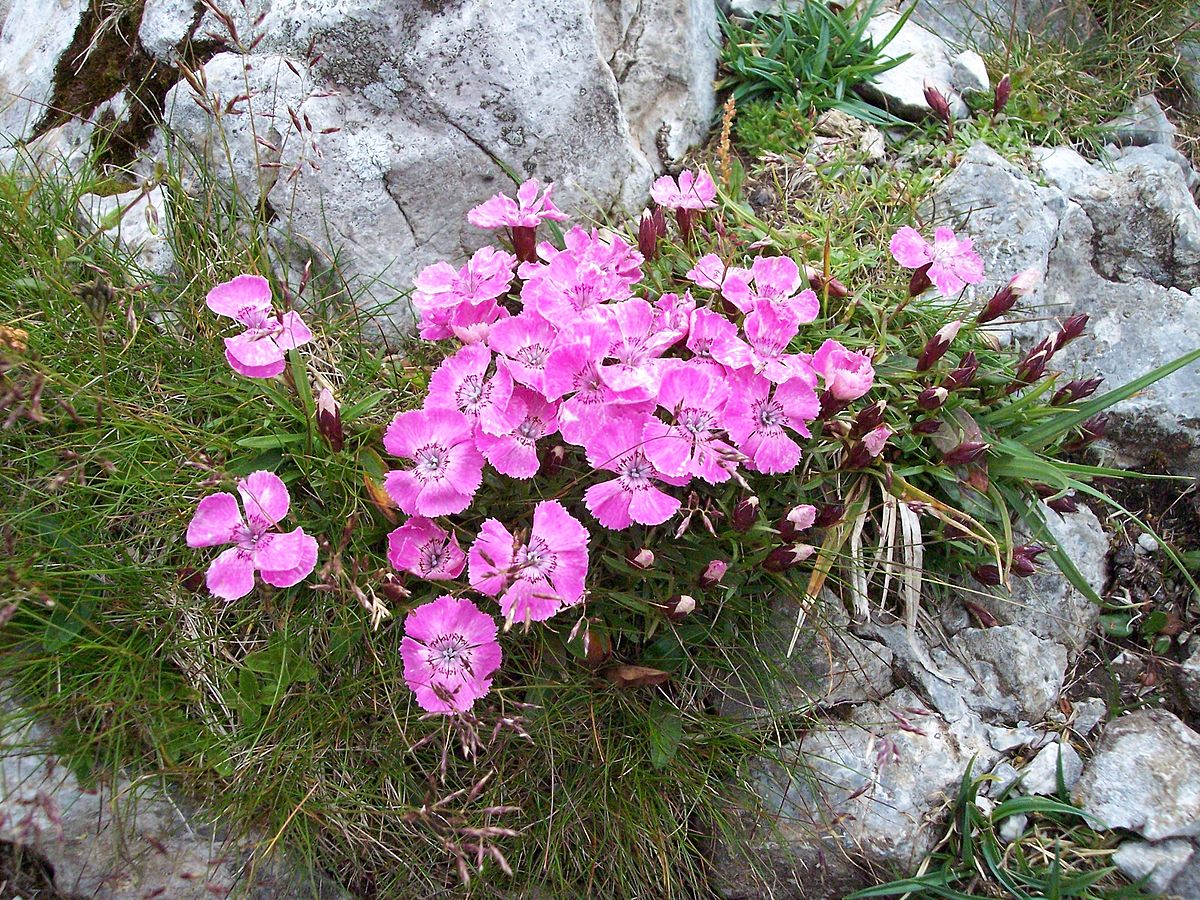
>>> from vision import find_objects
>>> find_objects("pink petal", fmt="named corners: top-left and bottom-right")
top-left (499, 579), bottom-right (562, 624)
top-left (627, 483), bottom-right (680, 527)
top-left (237, 470), bottom-right (290, 526)
top-left (225, 347), bottom-right (285, 379)
top-left (273, 311), bottom-right (313, 351)
top-left (205, 546), bottom-right (256, 601)
top-left (206, 274), bottom-right (271, 321)
top-left (469, 519), bottom-right (516, 596)
top-left (225, 330), bottom-right (285, 369)
top-left (258, 528), bottom-right (318, 587)
top-left (186, 493), bottom-right (244, 548)
top-left (584, 479), bottom-right (634, 530)
top-left (889, 227), bottom-right (933, 269)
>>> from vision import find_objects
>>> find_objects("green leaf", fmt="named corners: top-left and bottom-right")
top-left (647, 702), bottom-right (683, 769)
top-left (43, 596), bottom-right (96, 651)
top-left (234, 432), bottom-right (307, 449)
top-left (1101, 613), bottom-right (1134, 638)
top-left (342, 389), bottom-right (390, 422)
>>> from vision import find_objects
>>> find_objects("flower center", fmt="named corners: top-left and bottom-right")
top-left (756, 399), bottom-right (784, 430)
top-left (427, 634), bottom-right (471, 676)
top-left (516, 344), bottom-right (549, 368)
top-left (618, 451), bottom-right (653, 490)
top-left (515, 416), bottom-right (543, 442)
top-left (516, 536), bottom-right (557, 580)
top-left (678, 407), bottom-right (714, 438)
top-left (418, 539), bottom-right (448, 574)
top-left (413, 443), bottom-right (449, 482)
top-left (455, 374), bottom-right (489, 413)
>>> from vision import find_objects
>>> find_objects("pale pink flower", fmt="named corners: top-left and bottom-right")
top-left (812, 339), bottom-right (875, 401)
top-left (543, 331), bottom-right (651, 446)
top-left (474, 387), bottom-right (559, 478)
top-left (889, 226), bottom-right (985, 296)
top-left (724, 369), bottom-right (820, 474)
top-left (864, 425), bottom-right (892, 457)
top-left (686, 253), bottom-right (751, 298)
top-left (468, 179), bottom-right (568, 229)
top-left (488, 313), bottom-right (558, 395)
top-left (387, 517), bottom-right (466, 581)
top-left (401, 595), bottom-right (502, 714)
top-left (650, 169), bottom-right (718, 210)
top-left (411, 247), bottom-right (516, 342)
top-left (468, 501), bottom-right (590, 625)
top-left (650, 291), bottom-right (695, 346)
top-left (425, 344), bottom-right (514, 435)
top-left (723, 256), bottom-right (820, 323)
top-left (186, 470), bottom-right (318, 601)
top-left (742, 302), bottom-right (809, 383)
top-left (643, 362), bottom-right (737, 483)
top-left (523, 226), bottom-right (643, 287)
top-left (383, 408), bottom-right (484, 516)
top-left (206, 275), bottom-right (312, 378)
top-left (583, 413), bottom-right (681, 530)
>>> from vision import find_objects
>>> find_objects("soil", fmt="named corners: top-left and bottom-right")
top-left (0, 841), bottom-right (80, 900)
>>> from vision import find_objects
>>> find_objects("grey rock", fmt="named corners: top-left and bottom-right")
top-left (1177, 641), bottom-right (1200, 713)
top-left (1113, 839), bottom-right (1195, 895)
top-left (151, 0), bottom-right (717, 329)
top-left (1070, 697), bottom-right (1108, 735)
top-left (138, 0), bottom-right (201, 62)
top-left (857, 12), bottom-right (984, 122)
top-left (807, 109), bottom-right (886, 165)
top-left (79, 186), bottom-right (175, 278)
top-left (0, 704), bottom-right (346, 899)
top-left (1075, 710), bottom-right (1200, 840)
top-left (998, 812), bottom-right (1028, 843)
top-left (1181, 40), bottom-right (1200, 116)
top-left (1019, 739), bottom-right (1083, 795)
top-left (0, 0), bottom-right (88, 141)
top-left (1165, 844), bottom-right (1200, 898)
top-left (985, 761), bottom-right (1020, 798)
top-left (909, 0), bottom-right (1099, 51)
top-left (1104, 94), bottom-right (1177, 149)
top-left (714, 688), bottom-right (999, 899)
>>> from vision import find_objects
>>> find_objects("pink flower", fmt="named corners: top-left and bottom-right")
top-left (723, 256), bottom-right (820, 323)
top-left (488, 313), bottom-right (558, 394)
top-left (468, 179), bottom-right (568, 229)
top-left (889, 226), bottom-right (985, 296)
top-left (724, 370), bottom-right (820, 474)
top-left (583, 413), bottom-right (681, 530)
top-left (411, 247), bottom-right (516, 342)
top-left (468, 501), bottom-right (590, 625)
top-left (387, 517), bottom-right (466, 580)
top-left (686, 253), bottom-right (751, 297)
top-left (425, 344), bottom-right (514, 435)
top-left (643, 362), bottom-right (737, 483)
top-left (474, 387), bottom-right (559, 478)
top-left (543, 330), bottom-right (651, 446)
top-left (650, 291), bottom-right (695, 345)
top-left (597, 298), bottom-right (675, 399)
top-left (650, 169), bottom-right (718, 210)
top-left (186, 470), bottom-right (318, 601)
top-left (812, 339), bottom-right (875, 401)
top-left (742, 302), bottom-right (809, 383)
top-left (864, 425), bottom-right (892, 457)
top-left (519, 228), bottom-right (643, 320)
top-left (206, 275), bottom-right (312, 378)
top-left (686, 308), bottom-right (751, 372)
top-left (383, 408), bottom-right (484, 516)
top-left (401, 595), bottom-right (502, 714)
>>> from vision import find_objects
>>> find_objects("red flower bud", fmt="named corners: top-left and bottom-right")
top-left (540, 443), bottom-right (567, 478)
top-left (627, 547), bottom-right (655, 570)
top-left (814, 502), bottom-right (845, 528)
top-left (913, 417), bottom-right (944, 434)
top-left (807, 268), bottom-right (851, 298)
top-left (637, 207), bottom-right (667, 261)
top-left (917, 385), bottom-right (948, 411)
top-left (843, 441), bottom-right (874, 469)
top-left (317, 387), bottom-right (344, 452)
top-left (943, 440), bottom-right (989, 466)
top-left (978, 269), bottom-right (1039, 324)
top-left (818, 389), bottom-right (851, 420)
top-left (924, 84), bottom-right (953, 124)
top-left (1062, 414), bottom-right (1109, 452)
top-left (700, 559), bottom-right (728, 589)
top-left (972, 564), bottom-right (1002, 586)
top-left (1051, 376), bottom-right (1103, 406)
top-left (852, 400), bottom-right (888, 436)
top-left (732, 495), bottom-right (760, 532)
top-left (510, 225), bottom-right (538, 263)
top-left (662, 594), bottom-right (697, 621)
top-left (1011, 544), bottom-right (1045, 578)
top-left (762, 543), bottom-right (815, 573)
top-left (908, 263), bottom-right (933, 297)
top-left (916, 320), bottom-right (963, 371)
top-left (942, 351), bottom-right (979, 391)
top-left (992, 73), bottom-right (1011, 116)
top-left (1054, 313), bottom-right (1089, 349)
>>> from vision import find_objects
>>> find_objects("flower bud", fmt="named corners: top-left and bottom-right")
top-left (777, 504), bottom-right (818, 541)
top-left (732, 495), bottom-right (760, 532)
top-left (676, 208), bottom-right (700, 242)
top-left (1062, 414), bottom-right (1109, 453)
top-left (662, 594), bottom-right (697, 621)
top-left (1051, 376), bottom-right (1103, 406)
top-left (1054, 313), bottom-right (1089, 349)
top-left (924, 84), bottom-right (953, 124)
top-left (992, 73), bottom-right (1011, 115)
top-left (582, 625), bottom-right (613, 666)
top-left (637, 207), bottom-right (667, 261)
top-left (916, 320), bottom-right (963, 371)
top-left (851, 400), bottom-right (888, 436)
top-left (942, 440), bottom-right (989, 466)
top-left (540, 443), bottom-right (568, 478)
top-left (819, 418), bottom-right (851, 438)
top-left (511, 225), bottom-right (538, 263)
top-left (814, 502), bottom-right (844, 528)
top-left (1046, 494), bottom-right (1079, 514)
top-left (316, 387), bottom-right (344, 452)
top-left (805, 266), bottom-right (851, 299)
top-left (762, 543), bottom-right (816, 573)
top-left (627, 547), bottom-right (655, 570)
top-left (914, 417), bottom-right (943, 434)
top-left (864, 425), bottom-right (892, 458)
top-left (700, 560), bottom-right (728, 589)
top-left (908, 263), bottom-right (933, 297)
top-left (818, 389), bottom-right (851, 420)
top-left (917, 385), bottom-right (948, 411)
top-left (942, 351), bottom-right (979, 391)
top-left (977, 269), bottom-right (1039, 324)
top-left (1011, 544), bottom-right (1045, 578)
top-left (972, 564), bottom-right (1002, 586)
top-left (843, 441), bottom-right (874, 469)
top-left (378, 570), bottom-right (411, 603)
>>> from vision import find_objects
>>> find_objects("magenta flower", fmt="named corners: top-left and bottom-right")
top-left (387, 517), bottom-right (466, 581)
top-left (724, 370), bottom-right (820, 474)
top-left (583, 413), bottom-right (681, 530)
top-left (686, 308), bottom-right (751, 372)
top-left (186, 470), bottom-right (318, 601)
top-left (468, 179), bottom-right (568, 230)
top-left (643, 362), bottom-right (737, 483)
top-left (742, 302), bottom-right (809, 383)
top-left (206, 275), bottom-right (312, 379)
top-left (650, 169), bottom-right (718, 210)
top-left (468, 500), bottom-right (590, 625)
top-left (383, 408), bottom-right (484, 516)
top-left (889, 226), bottom-right (985, 296)
top-left (650, 291), bottom-right (695, 346)
top-left (812, 339), bottom-right (875, 401)
top-left (597, 298), bottom-right (675, 398)
top-left (425, 344), bottom-right (514, 435)
top-left (411, 246), bottom-right (516, 342)
top-left (723, 256), bottom-right (820, 323)
top-left (687, 253), bottom-right (751, 298)
top-left (543, 329), bottom-right (651, 446)
top-left (488, 313), bottom-right (558, 395)
top-left (401, 595), bottom-right (502, 714)
top-left (520, 229), bottom-right (643, 321)
top-left (474, 386), bottom-right (559, 478)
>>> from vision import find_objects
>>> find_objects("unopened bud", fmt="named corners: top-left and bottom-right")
top-left (908, 263), bottom-right (933, 297)
top-left (1011, 544), bottom-right (1045, 578)
top-left (378, 570), bottom-right (410, 603)
top-left (814, 502), bottom-right (844, 528)
top-left (916, 320), bottom-right (962, 371)
top-left (700, 559), bottom-right (728, 589)
top-left (627, 547), bottom-right (655, 569)
top-left (777, 504), bottom-right (818, 541)
top-left (943, 351), bottom-right (979, 391)
top-left (977, 270), bottom-right (1039, 324)
top-left (844, 441), bottom-right (874, 469)
top-left (942, 440), bottom-right (989, 466)
top-left (541, 444), bottom-right (568, 478)
top-left (806, 267), bottom-right (851, 298)
top-left (732, 495), bottom-right (760, 532)
top-left (638, 207), bottom-right (667, 261)
top-left (818, 389), bottom-right (851, 420)
top-left (992, 73), bottom-right (1011, 115)
top-left (762, 543), bottom-right (816, 573)
top-left (510, 225), bottom-right (538, 263)
top-left (1051, 376), bottom-right (1103, 406)
top-left (1036, 483), bottom-right (1080, 515)
top-left (1054, 313), bottom-right (1088, 349)
top-left (582, 625), bottom-right (613, 666)
top-left (972, 564), bottom-right (1002, 586)
top-left (917, 385), bottom-right (948, 411)
top-left (914, 417), bottom-right (943, 434)
top-left (852, 400), bottom-right (888, 436)
top-left (662, 594), bottom-right (697, 621)
top-left (1062, 414), bottom-right (1109, 452)
top-left (924, 84), bottom-right (953, 124)
top-left (317, 387), bottom-right (344, 452)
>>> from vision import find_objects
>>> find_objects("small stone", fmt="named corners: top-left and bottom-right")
top-left (984, 761), bottom-right (1020, 798)
top-left (1137, 533), bottom-right (1159, 554)
top-left (1071, 698), bottom-right (1108, 735)
top-left (1104, 94), bottom-right (1177, 149)
top-left (998, 812), bottom-right (1028, 843)
top-left (1113, 839), bottom-right (1195, 894)
top-left (951, 50), bottom-right (990, 94)
top-left (1020, 740), bottom-right (1084, 795)
top-left (1177, 642), bottom-right (1200, 713)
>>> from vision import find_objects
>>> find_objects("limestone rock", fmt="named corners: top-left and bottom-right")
top-left (1113, 839), bottom-right (1195, 895)
top-left (857, 12), bottom-right (987, 122)
top-left (909, 0), bottom-right (1099, 51)
top-left (0, 0), bottom-right (88, 141)
top-left (79, 186), bottom-right (175, 277)
top-left (138, 0), bottom-right (202, 62)
top-left (1103, 94), bottom-right (1177, 149)
top-left (1075, 710), bottom-right (1200, 840)
top-left (1019, 739), bottom-right (1083, 795)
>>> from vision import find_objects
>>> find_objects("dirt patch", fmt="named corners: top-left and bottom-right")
top-left (0, 841), bottom-right (82, 899)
